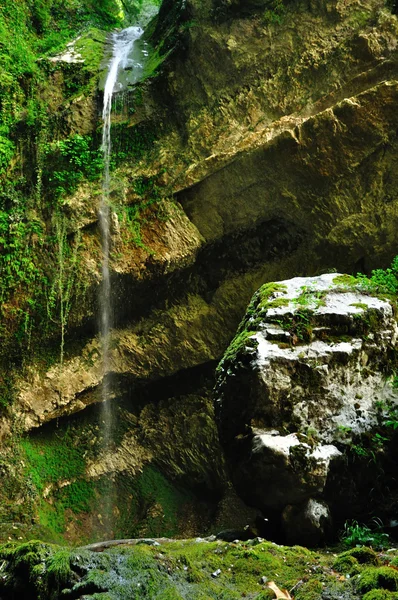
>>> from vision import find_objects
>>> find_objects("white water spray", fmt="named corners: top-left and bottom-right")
top-left (99, 26), bottom-right (146, 445)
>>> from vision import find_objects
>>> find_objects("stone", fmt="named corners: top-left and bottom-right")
top-left (215, 273), bottom-right (398, 528)
top-left (234, 430), bottom-right (341, 511)
top-left (211, 568), bottom-right (222, 577)
top-left (282, 499), bottom-right (332, 546)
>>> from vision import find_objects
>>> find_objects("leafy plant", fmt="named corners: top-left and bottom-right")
top-left (43, 134), bottom-right (103, 201)
top-left (262, 0), bottom-right (286, 25)
top-left (384, 401), bottom-right (398, 431)
top-left (341, 519), bottom-right (390, 549)
top-left (356, 256), bottom-right (398, 295)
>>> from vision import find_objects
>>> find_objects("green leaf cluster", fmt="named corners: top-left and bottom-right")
top-left (43, 134), bottom-right (103, 200)
top-left (341, 520), bottom-right (390, 550)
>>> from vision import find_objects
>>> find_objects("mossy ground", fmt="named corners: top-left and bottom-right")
top-left (0, 540), bottom-right (397, 600)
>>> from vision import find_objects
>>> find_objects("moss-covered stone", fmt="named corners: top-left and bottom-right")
top-left (216, 329), bottom-right (259, 371)
top-left (295, 579), bottom-right (323, 600)
top-left (357, 567), bottom-right (398, 593)
top-left (332, 554), bottom-right (361, 576)
top-left (340, 546), bottom-right (380, 566)
top-left (0, 538), bottom-right (356, 600)
top-left (363, 590), bottom-right (398, 600)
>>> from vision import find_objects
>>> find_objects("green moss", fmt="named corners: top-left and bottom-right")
top-left (75, 28), bottom-right (107, 73)
top-left (333, 274), bottom-right (358, 286)
top-left (339, 546), bottom-right (380, 565)
top-left (363, 591), bottom-right (398, 600)
top-left (357, 567), bottom-right (398, 593)
top-left (332, 554), bottom-right (361, 576)
top-left (0, 539), bottom-right (370, 600)
top-left (295, 579), bottom-right (323, 600)
top-left (216, 330), bottom-right (258, 372)
top-left (142, 44), bottom-right (170, 80)
top-left (21, 428), bottom-right (87, 491)
top-left (114, 465), bottom-right (196, 539)
top-left (35, 480), bottom-right (95, 537)
top-left (256, 591), bottom-right (276, 600)
top-left (258, 282), bottom-right (288, 303)
top-left (266, 297), bottom-right (290, 309)
top-left (350, 302), bottom-right (368, 310)
top-left (16, 424), bottom-right (99, 538)
top-left (37, 503), bottom-right (67, 537)
top-left (46, 548), bottom-right (73, 588)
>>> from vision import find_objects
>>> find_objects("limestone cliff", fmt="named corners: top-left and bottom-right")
top-left (1, 0), bottom-right (398, 542)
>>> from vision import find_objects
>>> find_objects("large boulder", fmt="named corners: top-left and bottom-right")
top-left (215, 273), bottom-right (398, 533)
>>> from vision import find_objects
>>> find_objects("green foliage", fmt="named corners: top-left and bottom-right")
top-left (0, 207), bottom-right (44, 300)
top-left (366, 256), bottom-right (398, 294)
top-left (341, 520), bottom-right (390, 550)
top-left (0, 130), bottom-right (15, 174)
top-left (262, 0), bottom-right (286, 24)
top-left (0, 0), bottom-right (121, 118)
top-left (46, 214), bottom-right (84, 363)
top-left (115, 173), bottom-right (163, 249)
top-left (335, 256), bottom-right (398, 297)
top-left (121, 0), bottom-right (161, 23)
top-left (0, 185), bottom-right (47, 364)
top-left (383, 401), bottom-right (398, 430)
top-left (43, 134), bottom-right (103, 200)
top-left (0, 180), bottom-right (86, 390)
top-left (110, 122), bottom-right (158, 165)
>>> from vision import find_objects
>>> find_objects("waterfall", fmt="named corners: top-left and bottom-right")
top-left (99, 26), bottom-right (146, 474)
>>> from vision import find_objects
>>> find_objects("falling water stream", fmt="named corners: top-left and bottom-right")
top-left (99, 26), bottom-right (148, 529)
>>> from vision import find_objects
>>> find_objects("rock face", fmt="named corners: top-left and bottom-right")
top-left (12, 0), bottom-right (398, 432)
top-left (282, 499), bottom-right (332, 546)
top-left (215, 273), bottom-right (398, 539)
top-left (2, 0), bottom-right (398, 543)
